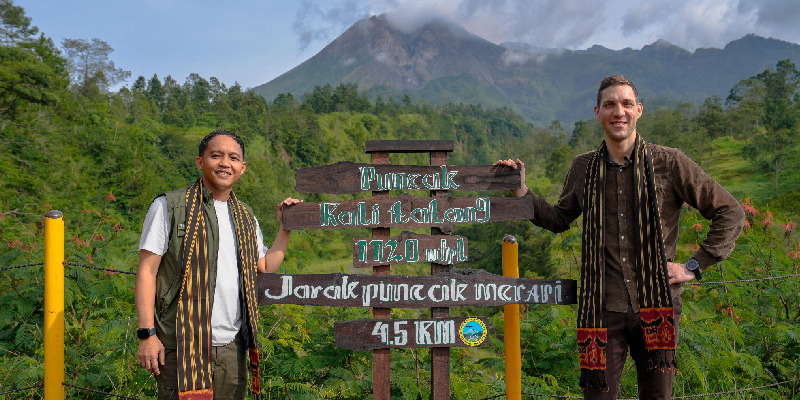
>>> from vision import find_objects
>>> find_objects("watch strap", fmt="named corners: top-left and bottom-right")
top-left (137, 327), bottom-right (157, 340)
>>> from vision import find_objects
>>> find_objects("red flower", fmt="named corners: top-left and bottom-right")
top-left (113, 223), bottom-right (123, 232)
top-left (692, 223), bottom-right (703, 232)
top-left (784, 222), bottom-right (796, 233)
top-left (688, 244), bottom-right (699, 251)
top-left (762, 219), bottom-right (773, 227)
top-left (0, 213), bottom-right (5, 220)
top-left (93, 234), bottom-right (105, 241)
top-left (106, 193), bottom-right (116, 202)
top-left (86, 255), bottom-right (94, 264)
top-left (743, 220), bottom-right (751, 229)
top-left (7, 240), bottom-right (21, 248)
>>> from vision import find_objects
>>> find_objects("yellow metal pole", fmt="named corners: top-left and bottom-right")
top-left (44, 210), bottom-right (64, 400)
top-left (503, 235), bottom-right (521, 400)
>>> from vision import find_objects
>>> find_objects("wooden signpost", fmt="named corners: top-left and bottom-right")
top-left (267, 140), bottom-right (577, 400)
top-left (296, 162), bottom-right (523, 194)
top-left (257, 269), bottom-right (577, 308)
top-left (281, 194), bottom-right (534, 231)
top-left (335, 317), bottom-right (491, 351)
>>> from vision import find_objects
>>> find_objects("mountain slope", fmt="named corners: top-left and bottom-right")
top-left (254, 15), bottom-right (800, 125)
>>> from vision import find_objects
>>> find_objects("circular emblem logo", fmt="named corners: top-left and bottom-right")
top-left (459, 318), bottom-right (487, 346)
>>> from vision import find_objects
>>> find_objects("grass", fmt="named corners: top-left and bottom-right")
top-left (705, 136), bottom-right (800, 208)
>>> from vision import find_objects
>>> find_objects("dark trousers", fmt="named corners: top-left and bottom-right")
top-left (156, 331), bottom-right (248, 400)
top-left (583, 296), bottom-right (682, 400)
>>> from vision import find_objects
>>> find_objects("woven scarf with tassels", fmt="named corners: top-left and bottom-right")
top-left (176, 178), bottom-right (262, 400)
top-left (577, 135), bottom-right (677, 391)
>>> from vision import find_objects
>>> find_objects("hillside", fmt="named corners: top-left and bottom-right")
top-left (254, 15), bottom-right (800, 125)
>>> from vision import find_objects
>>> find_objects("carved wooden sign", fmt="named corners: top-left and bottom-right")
top-left (335, 317), bottom-right (491, 351)
top-left (295, 162), bottom-right (522, 194)
top-left (353, 231), bottom-right (467, 267)
top-left (257, 268), bottom-right (577, 308)
top-left (281, 194), bottom-right (534, 231)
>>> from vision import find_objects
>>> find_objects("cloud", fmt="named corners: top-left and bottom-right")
top-left (292, 0), bottom-right (800, 53)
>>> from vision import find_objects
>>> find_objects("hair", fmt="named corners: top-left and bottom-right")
top-left (596, 75), bottom-right (639, 107)
top-left (198, 129), bottom-right (245, 158)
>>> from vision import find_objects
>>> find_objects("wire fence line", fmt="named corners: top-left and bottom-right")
top-left (0, 383), bottom-right (42, 396)
top-left (3, 260), bottom-right (800, 285)
top-left (685, 273), bottom-right (800, 285)
top-left (62, 383), bottom-right (146, 400)
top-left (0, 262), bottom-right (43, 271)
top-left (63, 261), bottom-right (136, 275)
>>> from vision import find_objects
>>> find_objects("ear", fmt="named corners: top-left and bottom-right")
top-left (241, 161), bottom-right (246, 174)
top-left (594, 105), bottom-right (601, 121)
top-left (636, 102), bottom-right (643, 117)
top-left (195, 156), bottom-right (203, 170)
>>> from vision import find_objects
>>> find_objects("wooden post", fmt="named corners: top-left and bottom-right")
top-left (44, 210), bottom-right (64, 400)
top-left (503, 235), bottom-right (521, 400)
top-left (371, 151), bottom-right (391, 400)
top-left (430, 150), bottom-right (450, 400)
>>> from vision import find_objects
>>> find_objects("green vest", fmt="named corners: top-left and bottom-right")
top-left (153, 186), bottom-right (257, 349)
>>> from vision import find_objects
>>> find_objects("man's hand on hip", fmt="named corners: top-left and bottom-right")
top-left (137, 335), bottom-right (165, 375)
top-left (667, 262), bottom-right (696, 284)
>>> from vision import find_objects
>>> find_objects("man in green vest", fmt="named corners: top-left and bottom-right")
top-left (134, 129), bottom-right (301, 400)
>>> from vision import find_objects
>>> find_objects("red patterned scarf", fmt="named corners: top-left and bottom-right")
top-left (578, 135), bottom-right (676, 391)
top-left (176, 179), bottom-right (261, 399)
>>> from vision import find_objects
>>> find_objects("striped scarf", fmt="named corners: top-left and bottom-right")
top-left (578, 135), bottom-right (676, 391)
top-left (176, 179), bottom-right (262, 400)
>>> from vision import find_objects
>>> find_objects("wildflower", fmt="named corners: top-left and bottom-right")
top-left (743, 220), bottom-right (751, 229)
top-left (692, 223), bottom-right (703, 232)
top-left (688, 244), bottom-right (699, 251)
top-left (762, 219), bottom-right (773, 227)
top-left (93, 234), bottom-right (105, 241)
top-left (86, 255), bottom-right (94, 264)
top-left (84, 209), bottom-right (91, 214)
top-left (106, 193), bottom-right (116, 202)
top-left (0, 213), bottom-right (5, 220)
top-left (113, 223), bottom-right (123, 232)
top-left (784, 222), bottom-right (796, 233)
top-left (44, 203), bottom-right (51, 210)
top-left (8, 240), bottom-right (22, 248)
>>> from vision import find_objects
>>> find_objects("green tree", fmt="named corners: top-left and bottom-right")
top-left (146, 73), bottom-right (164, 111)
top-left (0, 44), bottom-right (63, 115)
top-left (61, 37), bottom-right (131, 98)
top-left (742, 60), bottom-right (800, 196)
top-left (0, 0), bottom-right (37, 45)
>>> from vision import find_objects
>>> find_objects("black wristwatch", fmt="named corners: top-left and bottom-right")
top-left (137, 327), bottom-right (157, 340)
top-left (686, 259), bottom-right (702, 281)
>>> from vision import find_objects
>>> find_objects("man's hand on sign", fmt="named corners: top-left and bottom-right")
top-left (137, 335), bottom-right (165, 375)
top-left (667, 262), bottom-right (696, 284)
top-left (278, 197), bottom-right (302, 232)
top-left (495, 159), bottom-right (528, 197)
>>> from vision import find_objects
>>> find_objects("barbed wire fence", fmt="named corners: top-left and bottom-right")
top-left (2, 259), bottom-right (799, 399)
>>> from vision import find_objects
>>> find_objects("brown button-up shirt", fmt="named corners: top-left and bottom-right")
top-left (528, 142), bottom-right (745, 312)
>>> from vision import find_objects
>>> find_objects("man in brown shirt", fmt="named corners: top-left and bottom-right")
top-left (498, 75), bottom-right (744, 399)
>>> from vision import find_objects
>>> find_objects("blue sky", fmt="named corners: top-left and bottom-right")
top-left (17, 0), bottom-right (800, 91)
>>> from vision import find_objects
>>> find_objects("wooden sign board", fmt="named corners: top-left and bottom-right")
top-left (281, 194), bottom-right (534, 231)
top-left (335, 317), bottom-right (491, 351)
top-left (353, 231), bottom-right (467, 267)
top-left (257, 268), bottom-right (577, 308)
top-left (295, 162), bottom-right (522, 194)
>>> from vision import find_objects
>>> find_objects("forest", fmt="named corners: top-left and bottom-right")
top-left (1, 2), bottom-right (800, 399)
